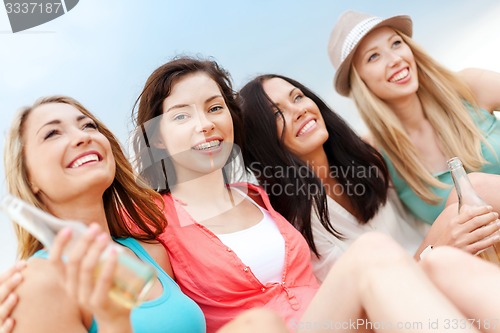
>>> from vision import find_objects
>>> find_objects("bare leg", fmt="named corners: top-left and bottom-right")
top-left (217, 308), bottom-right (289, 333)
top-left (421, 247), bottom-right (500, 333)
top-left (298, 233), bottom-right (479, 333)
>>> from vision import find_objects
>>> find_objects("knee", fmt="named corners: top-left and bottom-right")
top-left (351, 232), bottom-right (407, 258)
top-left (219, 308), bottom-right (287, 333)
top-left (468, 172), bottom-right (498, 196)
top-left (240, 308), bottom-right (283, 324)
top-left (446, 172), bottom-right (497, 206)
top-left (345, 232), bottom-right (410, 268)
top-left (420, 246), bottom-right (465, 280)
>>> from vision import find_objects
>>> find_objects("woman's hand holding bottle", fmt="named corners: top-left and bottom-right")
top-left (433, 203), bottom-right (500, 254)
top-left (49, 224), bottom-right (133, 333)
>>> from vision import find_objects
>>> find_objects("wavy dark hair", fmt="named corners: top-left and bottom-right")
top-left (131, 57), bottom-right (244, 194)
top-left (237, 74), bottom-right (389, 256)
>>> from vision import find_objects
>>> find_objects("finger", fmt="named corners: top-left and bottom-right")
top-left (0, 261), bottom-right (26, 284)
top-left (0, 293), bottom-right (18, 325)
top-left (466, 230), bottom-right (500, 255)
top-left (0, 271), bottom-right (22, 305)
top-left (66, 224), bottom-right (101, 298)
top-left (79, 233), bottom-right (110, 306)
top-left (91, 246), bottom-right (118, 308)
top-left (48, 228), bottom-right (73, 263)
top-left (0, 317), bottom-right (15, 333)
top-left (466, 219), bottom-right (500, 245)
top-left (449, 216), bottom-right (500, 250)
top-left (455, 205), bottom-right (493, 224)
top-left (460, 211), bottom-right (499, 234)
top-left (0, 273), bottom-right (22, 322)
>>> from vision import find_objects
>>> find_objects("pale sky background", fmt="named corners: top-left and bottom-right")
top-left (1, 0), bottom-right (500, 271)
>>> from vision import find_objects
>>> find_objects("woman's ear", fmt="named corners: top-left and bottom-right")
top-left (30, 182), bottom-right (40, 194)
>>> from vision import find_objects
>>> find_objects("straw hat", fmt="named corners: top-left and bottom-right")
top-left (328, 11), bottom-right (413, 96)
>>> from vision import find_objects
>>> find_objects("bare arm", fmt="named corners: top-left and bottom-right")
top-left (459, 68), bottom-right (500, 113)
top-left (12, 259), bottom-right (88, 333)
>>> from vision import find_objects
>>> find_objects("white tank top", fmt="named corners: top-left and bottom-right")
top-left (217, 190), bottom-right (285, 284)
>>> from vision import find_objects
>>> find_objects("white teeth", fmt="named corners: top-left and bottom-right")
top-left (70, 154), bottom-right (99, 168)
top-left (193, 140), bottom-right (221, 150)
top-left (389, 68), bottom-right (409, 82)
top-left (297, 120), bottom-right (316, 137)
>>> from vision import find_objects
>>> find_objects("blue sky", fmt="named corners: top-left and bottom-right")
top-left (1, 0), bottom-right (500, 269)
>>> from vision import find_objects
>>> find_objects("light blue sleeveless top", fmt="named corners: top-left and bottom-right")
top-left (32, 238), bottom-right (206, 333)
top-left (385, 107), bottom-right (500, 224)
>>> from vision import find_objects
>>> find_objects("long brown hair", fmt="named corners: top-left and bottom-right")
top-left (131, 56), bottom-right (244, 193)
top-left (238, 74), bottom-right (389, 256)
top-left (5, 96), bottom-right (167, 259)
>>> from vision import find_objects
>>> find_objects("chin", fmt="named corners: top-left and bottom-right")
top-left (311, 130), bottom-right (329, 147)
top-left (87, 174), bottom-right (115, 191)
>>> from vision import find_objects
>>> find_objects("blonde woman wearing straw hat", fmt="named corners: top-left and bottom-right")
top-left (328, 11), bottom-right (500, 229)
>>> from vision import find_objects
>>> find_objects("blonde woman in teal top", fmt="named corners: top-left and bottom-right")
top-left (328, 11), bottom-right (500, 244)
top-left (386, 106), bottom-right (500, 224)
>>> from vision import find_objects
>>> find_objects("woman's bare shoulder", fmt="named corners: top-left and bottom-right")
top-left (459, 68), bottom-right (500, 112)
top-left (12, 258), bottom-right (87, 333)
top-left (138, 241), bottom-right (174, 279)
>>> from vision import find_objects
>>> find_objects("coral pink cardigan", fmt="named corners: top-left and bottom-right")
top-left (158, 183), bottom-right (319, 333)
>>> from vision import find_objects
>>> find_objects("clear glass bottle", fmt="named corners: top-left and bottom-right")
top-left (448, 157), bottom-right (500, 264)
top-left (0, 194), bottom-right (156, 308)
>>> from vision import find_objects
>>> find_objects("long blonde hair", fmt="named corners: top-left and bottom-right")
top-left (4, 96), bottom-right (167, 259)
top-left (350, 32), bottom-right (488, 204)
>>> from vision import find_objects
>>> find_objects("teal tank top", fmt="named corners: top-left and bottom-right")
top-left (385, 107), bottom-right (500, 224)
top-left (32, 238), bottom-right (206, 333)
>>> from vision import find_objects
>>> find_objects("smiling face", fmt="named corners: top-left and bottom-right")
top-left (262, 77), bottom-right (328, 161)
top-left (157, 72), bottom-right (234, 181)
top-left (23, 102), bottom-right (115, 207)
top-left (353, 26), bottom-right (419, 104)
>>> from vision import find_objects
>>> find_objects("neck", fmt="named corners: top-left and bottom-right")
top-left (387, 94), bottom-right (426, 131)
top-left (303, 145), bottom-right (363, 218)
top-left (42, 193), bottom-right (110, 233)
top-left (171, 169), bottom-right (230, 205)
top-left (305, 148), bottom-right (330, 184)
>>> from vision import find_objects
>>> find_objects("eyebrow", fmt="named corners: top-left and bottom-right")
top-left (273, 88), bottom-right (299, 107)
top-left (165, 95), bottom-right (223, 113)
top-left (36, 115), bottom-right (88, 135)
top-left (361, 33), bottom-right (399, 58)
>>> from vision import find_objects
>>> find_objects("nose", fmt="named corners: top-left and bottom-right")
top-left (387, 51), bottom-right (403, 67)
top-left (71, 128), bottom-right (92, 147)
top-left (293, 107), bottom-right (307, 122)
top-left (195, 112), bottom-right (215, 133)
